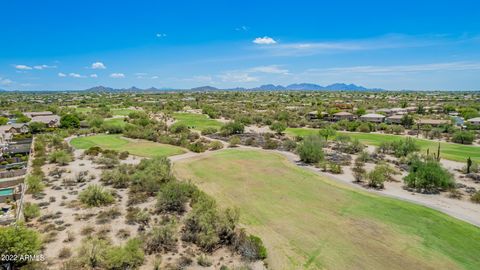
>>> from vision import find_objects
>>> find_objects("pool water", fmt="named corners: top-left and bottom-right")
top-left (0, 188), bottom-right (14, 196)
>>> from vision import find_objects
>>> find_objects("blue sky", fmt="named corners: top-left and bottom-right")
top-left (1, 0), bottom-right (479, 90)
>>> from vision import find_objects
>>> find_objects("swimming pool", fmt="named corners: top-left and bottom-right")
top-left (0, 188), bottom-right (14, 196)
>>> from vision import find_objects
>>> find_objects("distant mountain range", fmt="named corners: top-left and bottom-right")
top-left (82, 83), bottom-right (383, 92)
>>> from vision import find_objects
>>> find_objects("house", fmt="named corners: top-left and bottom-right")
top-left (467, 117), bottom-right (480, 126)
top-left (332, 112), bottom-right (355, 121)
top-left (416, 119), bottom-right (450, 127)
top-left (376, 108), bottom-right (393, 116)
top-left (360, 113), bottom-right (385, 123)
top-left (24, 111), bottom-right (54, 119)
top-left (30, 115), bottom-right (61, 127)
top-left (386, 114), bottom-right (404, 124)
top-left (306, 111), bottom-right (327, 120)
top-left (0, 123), bottom-right (29, 144)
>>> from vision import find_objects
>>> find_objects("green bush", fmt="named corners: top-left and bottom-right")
top-left (26, 174), bottom-right (45, 194)
top-left (48, 150), bottom-right (72, 165)
top-left (105, 238), bottom-right (144, 269)
top-left (201, 127), bottom-right (218, 135)
top-left (143, 222), bottom-right (178, 254)
top-left (0, 225), bottom-right (42, 266)
top-left (297, 135), bottom-right (324, 163)
top-left (404, 159), bottom-right (455, 193)
top-left (452, 130), bottom-right (475, 144)
top-left (24, 203), bottom-right (40, 221)
top-left (471, 191), bottom-right (480, 204)
top-left (221, 121), bottom-right (244, 136)
top-left (157, 181), bottom-right (195, 213)
top-left (79, 185), bottom-right (115, 207)
top-left (209, 140), bottom-right (223, 150)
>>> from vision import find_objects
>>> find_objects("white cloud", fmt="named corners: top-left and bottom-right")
top-left (218, 72), bottom-right (258, 83)
top-left (110, 73), bottom-right (125, 78)
top-left (33, 64), bottom-right (56, 70)
top-left (248, 65), bottom-right (289, 75)
top-left (91, 62), bottom-right (106, 69)
top-left (156, 33), bottom-right (167, 38)
top-left (14, 64), bottom-right (33, 70)
top-left (307, 61), bottom-right (480, 75)
top-left (69, 73), bottom-right (85, 78)
top-left (235, 25), bottom-right (248, 31)
top-left (0, 77), bottom-right (13, 86)
top-left (151, 76), bottom-right (159, 79)
top-left (90, 74), bottom-right (98, 78)
top-left (58, 72), bottom-right (67, 77)
top-left (253, 36), bottom-right (277, 45)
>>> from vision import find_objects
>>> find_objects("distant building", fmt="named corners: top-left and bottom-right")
top-left (24, 111), bottom-right (54, 119)
top-left (386, 114), bottom-right (404, 124)
top-left (30, 115), bottom-right (61, 127)
top-left (332, 112), bottom-right (354, 121)
top-left (416, 119), bottom-right (450, 127)
top-left (360, 113), bottom-right (385, 123)
top-left (467, 117), bottom-right (480, 126)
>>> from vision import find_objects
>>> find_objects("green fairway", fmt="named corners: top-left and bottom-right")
top-left (173, 112), bottom-right (223, 130)
top-left (286, 128), bottom-right (480, 163)
top-left (174, 149), bottom-right (480, 270)
top-left (70, 134), bottom-right (186, 158)
top-left (111, 108), bottom-right (136, 116)
top-left (75, 107), bottom-right (93, 113)
top-left (104, 117), bottom-right (127, 128)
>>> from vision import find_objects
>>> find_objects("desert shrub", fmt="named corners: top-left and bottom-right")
top-left (0, 225), bottom-right (42, 266)
top-left (471, 191), bottom-right (480, 203)
top-left (221, 121), bottom-right (244, 136)
top-left (188, 141), bottom-right (207, 153)
top-left (209, 140), bottom-right (223, 150)
top-left (201, 127), bottom-right (218, 135)
top-left (404, 159), bottom-right (455, 193)
top-left (352, 159), bottom-right (366, 182)
top-left (197, 255), bottom-right (212, 267)
top-left (169, 123), bottom-right (189, 133)
top-left (297, 135), bottom-right (324, 163)
top-left (379, 138), bottom-right (419, 158)
top-left (282, 139), bottom-right (297, 151)
top-left (85, 146), bottom-right (102, 156)
top-left (129, 157), bottom-right (173, 198)
top-left (118, 151), bottom-right (129, 160)
top-left (96, 208), bottom-right (122, 224)
top-left (95, 154), bottom-right (120, 169)
top-left (104, 238), bottom-right (144, 270)
top-left (49, 150), bottom-right (72, 165)
top-left (26, 174), bottom-right (44, 194)
top-left (79, 185), bottom-right (115, 207)
top-left (157, 181), bottom-right (195, 213)
top-left (263, 138), bottom-right (279, 149)
top-left (229, 136), bottom-right (241, 147)
top-left (182, 192), bottom-right (239, 251)
top-left (329, 162), bottom-right (343, 174)
top-left (235, 231), bottom-right (267, 261)
top-left (143, 222), bottom-right (178, 254)
top-left (77, 237), bottom-right (109, 268)
top-left (100, 166), bottom-right (132, 188)
top-left (367, 163), bottom-right (396, 189)
top-left (24, 203), bottom-right (40, 221)
top-left (270, 121), bottom-right (287, 134)
top-left (58, 247), bottom-right (72, 259)
top-left (452, 130), bottom-right (475, 144)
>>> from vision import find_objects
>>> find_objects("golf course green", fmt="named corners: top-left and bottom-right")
top-left (70, 134), bottom-right (186, 158)
top-left (174, 149), bottom-right (480, 270)
top-left (286, 128), bottom-right (480, 163)
top-left (173, 112), bottom-right (223, 130)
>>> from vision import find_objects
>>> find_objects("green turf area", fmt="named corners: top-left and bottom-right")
top-left (103, 117), bottom-right (127, 128)
top-left (111, 108), bottom-right (137, 116)
top-left (70, 134), bottom-right (186, 158)
top-left (75, 107), bottom-right (93, 113)
top-left (286, 128), bottom-right (480, 163)
top-left (174, 149), bottom-right (480, 270)
top-left (173, 113), bottom-right (223, 130)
